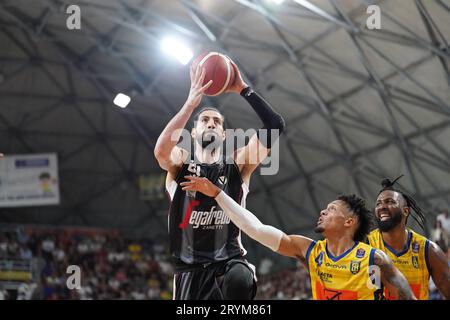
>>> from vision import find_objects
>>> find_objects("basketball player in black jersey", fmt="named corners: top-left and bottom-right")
top-left (154, 60), bottom-right (285, 300)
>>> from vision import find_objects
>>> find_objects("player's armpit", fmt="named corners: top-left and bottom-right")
top-left (374, 250), bottom-right (416, 300)
top-left (277, 234), bottom-right (314, 264)
top-left (428, 241), bottom-right (450, 299)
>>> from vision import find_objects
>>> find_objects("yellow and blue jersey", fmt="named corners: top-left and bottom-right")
top-left (306, 240), bottom-right (381, 300)
top-left (368, 228), bottom-right (431, 300)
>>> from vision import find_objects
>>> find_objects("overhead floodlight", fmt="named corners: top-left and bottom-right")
top-left (161, 37), bottom-right (193, 65)
top-left (270, 0), bottom-right (284, 4)
top-left (113, 93), bottom-right (131, 108)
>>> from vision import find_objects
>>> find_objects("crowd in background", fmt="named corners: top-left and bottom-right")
top-left (0, 209), bottom-right (449, 300)
top-left (0, 226), bottom-right (173, 300)
top-left (255, 265), bottom-right (311, 300)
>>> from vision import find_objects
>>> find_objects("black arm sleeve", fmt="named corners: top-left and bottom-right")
top-left (240, 86), bottom-right (285, 148)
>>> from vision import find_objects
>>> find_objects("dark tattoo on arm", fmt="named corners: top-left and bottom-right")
top-left (374, 250), bottom-right (416, 300)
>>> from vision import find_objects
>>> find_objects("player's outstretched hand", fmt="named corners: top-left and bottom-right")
top-left (180, 176), bottom-right (221, 198)
top-left (186, 64), bottom-right (213, 108)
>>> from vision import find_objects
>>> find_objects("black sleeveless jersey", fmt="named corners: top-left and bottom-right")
top-left (167, 156), bottom-right (248, 271)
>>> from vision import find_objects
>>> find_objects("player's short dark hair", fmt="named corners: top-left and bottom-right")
top-left (338, 194), bottom-right (372, 242)
top-left (194, 107), bottom-right (226, 129)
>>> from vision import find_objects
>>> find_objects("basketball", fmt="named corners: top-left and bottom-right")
top-left (191, 52), bottom-right (235, 96)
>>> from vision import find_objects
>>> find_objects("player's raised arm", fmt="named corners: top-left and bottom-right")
top-left (225, 60), bottom-right (285, 181)
top-left (154, 64), bottom-right (212, 175)
top-left (180, 176), bottom-right (313, 262)
top-left (373, 250), bottom-right (417, 300)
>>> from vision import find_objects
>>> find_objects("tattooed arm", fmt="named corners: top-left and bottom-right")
top-left (428, 241), bottom-right (450, 299)
top-left (374, 250), bottom-right (416, 300)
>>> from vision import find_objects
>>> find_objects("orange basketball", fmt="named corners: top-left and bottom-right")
top-left (191, 52), bottom-right (235, 96)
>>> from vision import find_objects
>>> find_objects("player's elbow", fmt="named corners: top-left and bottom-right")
top-left (154, 147), bottom-right (170, 170)
top-left (260, 115), bottom-right (285, 148)
top-left (272, 114), bottom-right (285, 135)
top-left (153, 146), bottom-right (163, 162)
top-left (278, 115), bottom-right (286, 135)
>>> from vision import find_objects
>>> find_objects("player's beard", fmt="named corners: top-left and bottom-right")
top-left (376, 208), bottom-right (403, 232)
top-left (197, 130), bottom-right (222, 151)
top-left (314, 225), bottom-right (325, 234)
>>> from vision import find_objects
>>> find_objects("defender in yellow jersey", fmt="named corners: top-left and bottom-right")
top-left (307, 240), bottom-right (379, 300)
top-left (370, 177), bottom-right (450, 299)
top-left (368, 229), bottom-right (431, 299)
top-left (181, 177), bottom-right (417, 300)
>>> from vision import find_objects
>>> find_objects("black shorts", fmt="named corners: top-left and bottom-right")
top-left (173, 257), bottom-right (257, 300)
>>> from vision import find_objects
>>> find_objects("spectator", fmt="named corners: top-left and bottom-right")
top-left (0, 288), bottom-right (9, 300)
top-left (432, 220), bottom-right (448, 252)
top-left (7, 238), bottom-right (19, 257)
top-left (17, 281), bottom-right (37, 300)
top-left (19, 244), bottom-right (33, 260)
top-left (0, 235), bottom-right (8, 258)
top-left (437, 209), bottom-right (450, 235)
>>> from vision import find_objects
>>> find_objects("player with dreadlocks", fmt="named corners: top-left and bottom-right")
top-left (368, 175), bottom-right (450, 299)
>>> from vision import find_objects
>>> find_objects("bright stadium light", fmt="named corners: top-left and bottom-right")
top-left (161, 37), bottom-right (193, 65)
top-left (113, 93), bottom-right (131, 108)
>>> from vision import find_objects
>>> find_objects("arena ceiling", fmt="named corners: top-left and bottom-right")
top-left (0, 0), bottom-right (449, 258)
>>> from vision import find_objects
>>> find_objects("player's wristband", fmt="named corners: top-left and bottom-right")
top-left (240, 86), bottom-right (253, 97)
